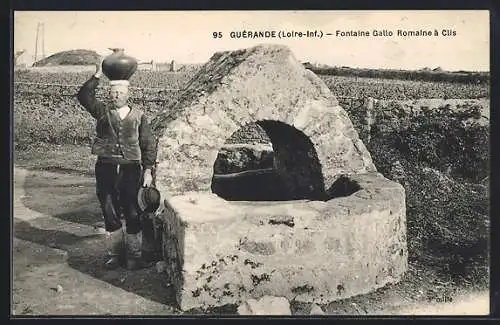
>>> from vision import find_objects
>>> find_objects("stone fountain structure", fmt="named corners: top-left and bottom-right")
top-left (149, 44), bottom-right (407, 311)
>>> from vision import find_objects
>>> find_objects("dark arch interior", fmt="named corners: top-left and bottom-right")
top-left (211, 120), bottom-right (360, 202)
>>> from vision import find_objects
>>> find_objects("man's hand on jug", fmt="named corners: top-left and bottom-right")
top-left (143, 169), bottom-right (153, 187)
top-left (95, 57), bottom-right (104, 78)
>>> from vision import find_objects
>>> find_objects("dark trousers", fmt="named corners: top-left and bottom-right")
top-left (95, 161), bottom-right (144, 234)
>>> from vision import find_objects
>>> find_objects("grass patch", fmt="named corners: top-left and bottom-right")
top-left (14, 143), bottom-right (96, 176)
top-left (367, 104), bottom-right (489, 286)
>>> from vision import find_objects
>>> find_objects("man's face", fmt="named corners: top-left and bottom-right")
top-left (109, 86), bottom-right (129, 108)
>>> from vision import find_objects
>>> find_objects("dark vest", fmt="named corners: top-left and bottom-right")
top-left (91, 107), bottom-right (143, 161)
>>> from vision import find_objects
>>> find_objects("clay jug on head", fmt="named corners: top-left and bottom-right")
top-left (102, 48), bottom-right (138, 80)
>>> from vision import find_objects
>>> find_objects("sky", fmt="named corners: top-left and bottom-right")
top-left (13, 10), bottom-right (490, 71)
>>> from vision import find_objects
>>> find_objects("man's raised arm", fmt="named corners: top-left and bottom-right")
top-left (77, 60), bottom-right (107, 120)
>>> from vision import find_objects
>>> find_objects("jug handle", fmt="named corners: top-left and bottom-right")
top-left (108, 48), bottom-right (124, 53)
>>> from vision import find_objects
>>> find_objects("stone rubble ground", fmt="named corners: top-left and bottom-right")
top-left (309, 304), bottom-right (326, 315)
top-left (237, 296), bottom-right (292, 315)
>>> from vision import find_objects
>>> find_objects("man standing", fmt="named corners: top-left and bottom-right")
top-left (77, 60), bottom-right (158, 270)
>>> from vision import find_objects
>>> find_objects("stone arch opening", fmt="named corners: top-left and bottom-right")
top-left (211, 120), bottom-right (335, 201)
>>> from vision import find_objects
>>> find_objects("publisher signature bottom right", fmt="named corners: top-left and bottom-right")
top-left (396, 291), bottom-right (489, 315)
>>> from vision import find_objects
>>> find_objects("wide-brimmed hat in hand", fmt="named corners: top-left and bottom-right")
top-left (137, 186), bottom-right (161, 214)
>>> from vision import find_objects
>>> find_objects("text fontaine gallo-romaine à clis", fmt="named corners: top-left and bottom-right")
top-left (335, 29), bottom-right (457, 37)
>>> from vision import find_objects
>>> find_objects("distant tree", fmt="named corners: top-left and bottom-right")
top-left (14, 50), bottom-right (26, 65)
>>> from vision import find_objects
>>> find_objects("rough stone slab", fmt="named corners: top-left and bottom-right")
top-left (152, 44), bottom-right (376, 197)
top-left (157, 172), bottom-right (407, 311)
top-left (237, 296), bottom-right (291, 315)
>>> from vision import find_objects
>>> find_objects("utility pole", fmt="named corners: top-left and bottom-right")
top-left (34, 22), bottom-right (45, 64)
top-left (34, 23), bottom-right (39, 63)
top-left (41, 22), bottom-right (45, 60)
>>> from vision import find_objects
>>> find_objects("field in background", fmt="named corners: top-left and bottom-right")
top-left (14, 68), bottom-right (489, 99)
top-left (305, 65), bottom-right (489, 84)
top-left (13, 67), bottom-right (490, 151)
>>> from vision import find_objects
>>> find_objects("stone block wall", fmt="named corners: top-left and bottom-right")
top-left (149, 44), bottom-right (407, 313)
top-left (213, 144), bottom-right (274, 175)
top-left (158, 172), bottom-right (407, 311)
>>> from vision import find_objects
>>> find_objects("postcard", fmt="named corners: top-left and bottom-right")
top-left (12, 10), bottom-right (490, 316)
